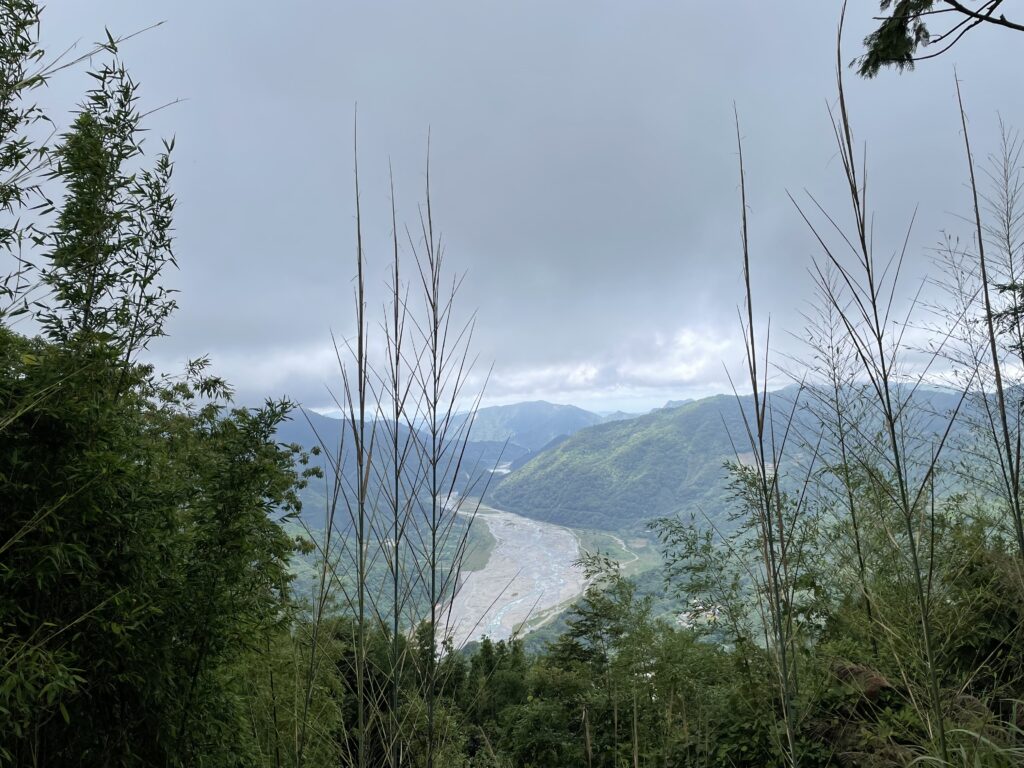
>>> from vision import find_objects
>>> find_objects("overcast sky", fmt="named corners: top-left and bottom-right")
top-left (32, 1), bottom-right (1024, 412)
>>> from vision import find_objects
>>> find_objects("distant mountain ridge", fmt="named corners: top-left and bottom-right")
top-left (457, 401), bottom-right (606, 452)
top-left (598, 410), bottom-right (639, 423)
top-left (488, 394), bottom-right (746, 532)
top-left (282, 387), bottom-right (975, 535)
top-left (276, 410), bottom-right (522, 524)
top-left (661, 399), bottom-right (693, 410)
top-left (275, 400), bottom-right (612, 522)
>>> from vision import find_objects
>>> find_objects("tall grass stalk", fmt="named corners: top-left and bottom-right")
top-left (731, 108), bottom-right (813, 768)
top-left (406, 148), bottom-right (487, 767)
top-left (785, 10), bottom-right (979, 759)
top-left (954, 80), bottom-right (1024, 562)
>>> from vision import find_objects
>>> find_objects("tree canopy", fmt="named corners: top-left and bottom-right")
top-left (859, 0), bottom-right (1024, 76)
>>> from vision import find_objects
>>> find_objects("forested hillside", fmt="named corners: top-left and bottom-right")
top-left (490, 386), bottom-right (971, 533)
top-left (490, 393), bottom-right (755, 531)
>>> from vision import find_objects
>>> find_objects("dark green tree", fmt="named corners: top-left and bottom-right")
top-left (0, 6), bottom-right (307, 765)
top-left (858, 1), bottom-right (1024, 77)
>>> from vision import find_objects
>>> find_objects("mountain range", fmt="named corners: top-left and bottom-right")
top-left (455, 401), bottom-right (609, 452)
top-left (281, 387), bottom-right (976, 535)
top-left (487, 385), bottom-right (972, 533)
top-left (488, 394), bottom-right (747, 531)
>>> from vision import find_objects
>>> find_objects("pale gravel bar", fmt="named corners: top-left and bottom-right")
top-left (444, 506), bottom-right (585, 648)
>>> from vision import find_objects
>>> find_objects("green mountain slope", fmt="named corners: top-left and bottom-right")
top-left (489, 386), bottom-right (970, 533)
top-left (489, 394), bottom-right (748, 531)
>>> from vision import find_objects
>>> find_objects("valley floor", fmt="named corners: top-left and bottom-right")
top-left (445, 503), bottom-right (586, 647)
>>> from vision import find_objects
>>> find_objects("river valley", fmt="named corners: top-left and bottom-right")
top-left (445, 505), bottom-right (586, 648)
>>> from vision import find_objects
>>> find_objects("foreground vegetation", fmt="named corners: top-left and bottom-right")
top-left (5, 2), bottom-right (1024, 766)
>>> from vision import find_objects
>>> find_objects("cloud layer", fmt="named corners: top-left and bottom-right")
top-left (25, 1), bottom-right (1024, 411)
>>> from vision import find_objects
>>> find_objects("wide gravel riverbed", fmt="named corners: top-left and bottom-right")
top-left (444, 506), bottom-right (585, 647)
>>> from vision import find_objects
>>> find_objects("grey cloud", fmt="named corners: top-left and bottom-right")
top-left (26, 1), bottom-right (1024, 412)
